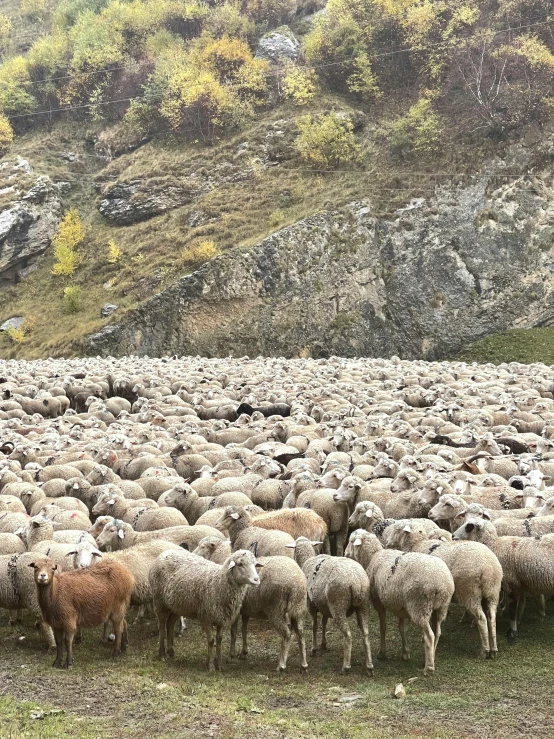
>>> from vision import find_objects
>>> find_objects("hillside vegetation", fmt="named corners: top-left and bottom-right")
top-left (0, 0), bottom-right (554, 357)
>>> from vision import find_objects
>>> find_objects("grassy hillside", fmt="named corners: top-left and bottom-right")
top-left (0, 0), bottom-right (553, 358)
top-left (456, 327), bottom-right (554, 365)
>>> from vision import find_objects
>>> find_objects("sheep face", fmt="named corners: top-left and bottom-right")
top-left (428, 495), bottom-right (466, 522)
top-left (29, 557), bottom-right (57, 585)
top-left (71, 542), bottom-right (103, 569)
top-left (333, 478), bottom-right (362, 505)
top-left (225, 550), bottom-right (261, 586)
top-left (452, 518), bottom-right (487, 541)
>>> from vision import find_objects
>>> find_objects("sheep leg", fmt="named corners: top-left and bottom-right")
top-left (133, 604), bottom-right (145, 625)
top-left (323, 536), bottom-right (331, 556)
top-left (156, 607), bottom-right (169, 659)
top-left (178, 617), bottom-right (187, 635)
top-left (467, 602), bottom-right (490, 657)
top-left (273, 621), bottom-right (292, 672)
top-left (398, 618), bottom-right (410, 661)
top-left (431, 609), bottom-right (445, 657)
top-left (507, 595), bottom-right (519, 642)
top-left (204, 624), bottom-right (215, 671)
top-left (230, 617), bottom-right (239, 660)
top-left (335, 531), bottom-right (346, 558)
top-left (486, 600), bottom-right (498, 657)
top-left (356, 608), bottom-right (374, 676)
top-left (239, 615), bottom-right (249, 660)
top-left (421, 622), bottom-right (435, 676)
top-left (321, 615), bottom-right (329, 651)
top-left (215, 624), bottom-right (224, 671)
top-left (64, 628), bottom-right (76, 669)
top-left (52, 628), bottom-right (64, 668)
top-left (166, 613), bottom-right (179, 658)
top-left (310, 609), bottom-right (318, 655)
top-left (334, 615), bottom-right (352, 674)
top-left (291, 617), bottom-right (308, 671)
top-left (41, 621), bottom-right (56, 650)
top-left (537, 595), bottom-right (546, 620)
top-left (374, 601), bottom-right (387, 660)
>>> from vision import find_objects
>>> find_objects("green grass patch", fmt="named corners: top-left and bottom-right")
top-left (456, 327), bottom-right (554, 365)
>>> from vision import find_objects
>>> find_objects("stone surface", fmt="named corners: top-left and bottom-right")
top-left (87, 156), bottom-right (554, 360)
top-left (101, 303), bottom-right (118, 317)
top-left (0, 160), bottom-right (62, 284)
top-left (255, 30), bottom-right (299, 63)
top-left (0, 316), bottom-right (24, 331)
top-left (98, 178), bottom-right (201, 225)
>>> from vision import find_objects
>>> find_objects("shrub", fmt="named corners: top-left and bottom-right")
top-left (181, 240), bottom-right (220, 264)
top-left (268, 209), bottom-right (285, 227)
top-left (0, 114), bottom-right (14, 157)
top-left (63, 286), bottom-right (81, 313)
top-left (51, 209), bottom-right (85, 277)
top-left (281, 65), bottom-right (317, 105)
top-left (107, 239), bottom-right (122, 264)
top-left (6, 326), bottom-right (26, 343)
top-left (294, 112), bottom-right (361, 168)
top-left (388, 92), bottom-right (443, 155)
top-left (0, 14), bottom-right (11, 46)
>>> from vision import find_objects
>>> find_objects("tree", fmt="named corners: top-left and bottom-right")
top-left (281, 64), bottom-right (317, 105)
top-left (0, 114), bottom-right (13, 156)
top-left (51, 209), bottom-right (85, 276)
top-left (294, 112), bottom-right (361, 168)
top-left (389, 92), bottom-right (442, 155)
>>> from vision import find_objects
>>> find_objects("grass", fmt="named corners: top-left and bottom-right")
top-left (455, 327), bottom-right (554, 365)
top-left (1, 600), bottom-right (553, 739)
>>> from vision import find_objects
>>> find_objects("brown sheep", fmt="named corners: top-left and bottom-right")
top-left (29, 557), bottom-right (134, 668)
top-left (251, 509), bottom-right (327, 542)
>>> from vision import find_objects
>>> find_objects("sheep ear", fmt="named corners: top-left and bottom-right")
top-left (438, 535), bottom-right (448, 542)
top-left (106, 498), bottom-right (116, 505)
top-left (310, 541), bottom-right (324, 546)
top-left (403, 525), bottom-right (412, 533)
top-left (284, 543), bottom-right (296, 549)
top-left (228, 560), bottom-right (236, 570)
top-left (353, 538), bottom-right (362, 546)
top-left (28, 561), bottom-right (36, 568)
top-left (437, 486), bottom-right (443, 494)
top-left (365, 510), bottom-right (373, 518)
top-left (255, 562), bottom-right (264, 569)
top-left (92, 548), bottom-right (102, 556)
top-left (117, 528), bottom-right (125, 540)
top-left (65, 549), bottom-right (78, 556)
top-left (230, 512), bottom-right (240, 520)
top-left (73, 482), bottom-right (79, 489)
top-left (482, 510), bottom-right (492, 520)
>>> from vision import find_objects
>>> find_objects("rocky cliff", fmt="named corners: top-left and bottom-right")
top-left (87, 147), bottom-right (554, 360)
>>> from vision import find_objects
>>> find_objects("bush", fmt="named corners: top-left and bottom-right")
top-left (181, 240), bottom-right (220, 264)
top-left (51, 209), bottom-right (85, 277)
top-left (294, 112), bottom-right (361, 168)
top-left (6, 326), bottom-right (26, 343)
top-left (0, 114), bottom-right (14, 157)
top-left (389, 92), bottom-right (443, 156)
top-left (107, 239), bottom-right (122, 264)
top-left (281, 65), bottom-right (317, 105)
top-left (63, 286), bottom-right (81, 313)
top-left (20, 0), bottom-right (46, 20)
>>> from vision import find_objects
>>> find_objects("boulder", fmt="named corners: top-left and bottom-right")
top-left (101, 303), bottom-right (118, 317)
top-left (0, 316), bottom-right (24, 331)
top-left (255, 29), bottom-right (299, 64)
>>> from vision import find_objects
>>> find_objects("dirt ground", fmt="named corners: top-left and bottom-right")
top-left (1, 600), bottom-right (553, 739)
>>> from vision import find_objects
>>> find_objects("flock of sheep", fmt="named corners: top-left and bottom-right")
top-left (1, 354), bottom-right (554, 676)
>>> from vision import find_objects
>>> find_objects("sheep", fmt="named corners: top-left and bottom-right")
top-left (0, 533), bottom-right (26, 555)
top-left (490, 515), bottom-right (554, 537)
top-left (452, 518), bottom-right (554, 639)
top-left (69, 539), bottom-right (183, 623)
top-left (29, 557), bottom-right (134, 667)
top-left (39, 506), bottom-right (92, 531)
top-left (384, 523), bottom-right (502, 658)
top-left (215, 506), bottom-right (295, 558)
top-left (0, 512), bottom-right (30, 533)
top-left (149, 548), bottom-right (261, 670)
top-left (193, 536), bottom-right (233, 564)
top-left (228, 556), bottom-right (308, 671)
top-left (96, 519), bottom-right (222, 552)
top-left (19, 516), bottom-right (95, 549)
top-left (288, 536), bottom-right (373, 675)
top-left (250, 509), bottom-right (328, 542)
top-left (161, 485), bottom-right (251, 525)
top-left (346, 530), bottom-right (454, 675)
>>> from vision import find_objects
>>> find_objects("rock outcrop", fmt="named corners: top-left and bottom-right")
top-left (255, 29), bottom-right (300, 63)
top-left (98, 177), bottom-right (202, 224)
top-left (87, 160), bottom-right (554, 360)
top-left (0, 158), bottom-right (63, 284)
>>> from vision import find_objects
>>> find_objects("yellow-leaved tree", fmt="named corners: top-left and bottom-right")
top-left (294, 112), bottom-right (361, 168)
top-left (51, 209), bottom-right (85, 276)
top-left (0, 113), bottom-right (13, 157)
